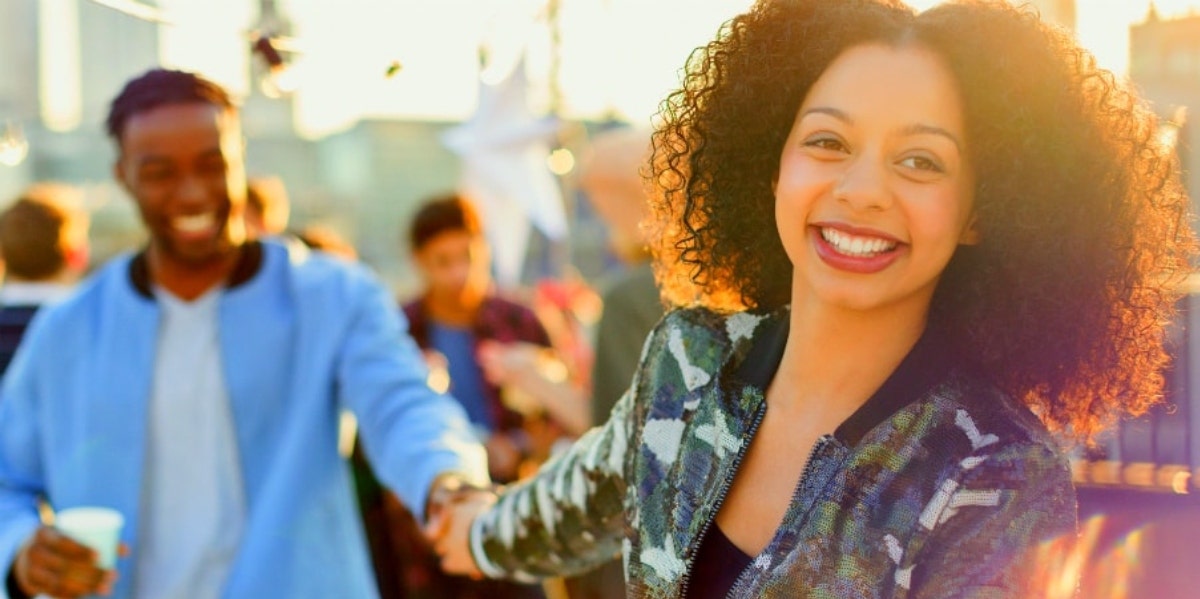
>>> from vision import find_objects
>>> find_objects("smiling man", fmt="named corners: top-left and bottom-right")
top-left (0, 69), bottom-right (489, 599)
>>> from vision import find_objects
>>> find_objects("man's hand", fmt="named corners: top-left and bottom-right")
top-left (423, 489), bottom-right (497, 578)
top-left (12, 526), bottom-right (122, 598)
top-left (485, 433), bottom-right (523, 482)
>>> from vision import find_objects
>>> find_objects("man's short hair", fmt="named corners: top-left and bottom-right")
top-left (0, 184), bottom-right (88, 280)
top-left (106, 68), bottom-right (235, 143)
top-left (408, 193), bottom-right (484, 251)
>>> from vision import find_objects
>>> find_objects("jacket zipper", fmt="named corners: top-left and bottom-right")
top-left (721, 434), bottom-right (835, 598)
top-left (677, 400), bottom-right (767, 599)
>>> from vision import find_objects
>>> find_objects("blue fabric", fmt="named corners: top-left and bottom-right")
top-left (0, 241), bottom-right (488, 599)
top-left (429, 322), bottom-right (494, 432)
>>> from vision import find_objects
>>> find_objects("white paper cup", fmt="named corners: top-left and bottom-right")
top-left (55, 507), bottom-right (124, 569)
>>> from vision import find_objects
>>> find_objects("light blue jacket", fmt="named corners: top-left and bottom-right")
top-left (0, 240), bottom-right (488, 598)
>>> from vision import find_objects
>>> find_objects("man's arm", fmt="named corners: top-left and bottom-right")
top-left (0, 335), bottom-right (49, 599)
top-left (335, 269), bottom-right (489, 523)
top-left (0, 322), bottom-right (115, 599)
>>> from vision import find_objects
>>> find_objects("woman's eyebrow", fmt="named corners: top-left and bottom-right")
top-left (900, 123), bottom-right (963, 154)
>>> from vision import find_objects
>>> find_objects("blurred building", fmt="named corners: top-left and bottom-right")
top-left (0, 0), bottom-right (160, 259)
top-left (0, 1), bottom-right (39, 126)
top-left (317, 119), bottom-right (462, 294)
top-left (243, 0), bottom-right (298, 139)
top-left (1130, 5), bottom-right (1200, 199)
top-left (1023, 0), bottom-right (1076, 32)
top-left (77, 0), bottom-right (160, 129)
top-left (241, 0), bottom-right (332, 244)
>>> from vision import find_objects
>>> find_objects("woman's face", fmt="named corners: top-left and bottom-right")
top-left (775, 42), bottom-right (977, 316)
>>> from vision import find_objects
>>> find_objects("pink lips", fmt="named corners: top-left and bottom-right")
top-left (811, 223), bottom-right (904, 274)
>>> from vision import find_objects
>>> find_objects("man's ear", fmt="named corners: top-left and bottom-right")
top-left (112, 159), bottom-right (130, 194)
top-left (959, 213), bottom-right (981, 246)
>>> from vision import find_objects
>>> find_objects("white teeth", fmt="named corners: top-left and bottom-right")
top-left (819, 227), bottom-right (897, 257)
top-left (174, 213), bottom-right (215, 233)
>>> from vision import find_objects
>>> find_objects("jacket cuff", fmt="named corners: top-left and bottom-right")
top-left (468, 505), bottom-right (539, 584)
top-left (469, 509), bottom-right (505, 579)
top-left (5, 566), bottom-right (30, 599)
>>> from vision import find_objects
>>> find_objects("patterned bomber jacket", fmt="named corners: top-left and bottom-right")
top-left (468, 307), bottom-right (1078, 598)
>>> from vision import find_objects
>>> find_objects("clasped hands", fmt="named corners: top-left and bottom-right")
top-left (423, 475), bottom-right (499, 578)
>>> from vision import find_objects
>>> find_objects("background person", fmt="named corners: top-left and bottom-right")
top-left (244, 175), bottom-right (290, 238)
top-left (0, 183), bottom-right (90, 375)
top-left (0, 68), bottom-right (488, 599)
top-left (355, 192), bottom-right (549, 599)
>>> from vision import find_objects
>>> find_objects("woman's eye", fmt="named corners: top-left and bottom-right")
top-left (899, 155), bottom-right (944, 173)
top-left (803, 136), bottom-right (846, 153)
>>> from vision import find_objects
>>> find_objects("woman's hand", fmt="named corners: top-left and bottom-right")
top-left (423, 488), bottom-right (497, 578)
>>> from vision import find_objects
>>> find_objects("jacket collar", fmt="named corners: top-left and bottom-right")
top-left (128, 240), bottom-right (265, 300)
top-left (732, 310), bottom-right (954, 446)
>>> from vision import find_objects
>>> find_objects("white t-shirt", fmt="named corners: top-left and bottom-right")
top-left (133, 286), bottom-right (246, 599)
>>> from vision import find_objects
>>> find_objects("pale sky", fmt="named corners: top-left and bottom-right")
top-left (81, 0), bottom-right (1200, 137)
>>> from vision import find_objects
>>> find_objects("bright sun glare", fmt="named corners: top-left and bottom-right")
top-left (42, 0), bottom-right (1200, 138)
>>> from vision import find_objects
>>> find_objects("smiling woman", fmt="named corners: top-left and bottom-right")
top-left (423, 1), bottom-right (1196, 597)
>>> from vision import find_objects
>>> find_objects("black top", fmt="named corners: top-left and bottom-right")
top-left (0, 305), bottom-right (40, 376)
top-left (686, 524), bottom-right (752, 599)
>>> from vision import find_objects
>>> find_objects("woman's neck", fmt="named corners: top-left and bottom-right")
top-left (768, 290), bottom-right (929, 422)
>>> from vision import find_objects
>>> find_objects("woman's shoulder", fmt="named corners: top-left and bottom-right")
top-left (633, 305), bottom-right (784, 385)
top-left (657, 304), bottom-right (783, 340)
top-left (915, 373), bottom-right (1072, 476)
top-left (650, 304), bottom-right (782, 351)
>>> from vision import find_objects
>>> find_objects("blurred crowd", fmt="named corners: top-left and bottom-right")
top-left (0, 67), bottom-right (656, 599)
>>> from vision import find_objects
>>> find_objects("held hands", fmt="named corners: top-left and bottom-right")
top-left (13, 526), bottom-right (127, 598)
top-left (423, 477), bottom-right (498, 578)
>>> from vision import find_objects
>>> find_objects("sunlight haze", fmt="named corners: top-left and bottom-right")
top-left (72, 0), bottom-right (1200, 137)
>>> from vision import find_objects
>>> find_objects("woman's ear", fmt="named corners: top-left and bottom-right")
top-left (959, 213), bottom-right (981, 246)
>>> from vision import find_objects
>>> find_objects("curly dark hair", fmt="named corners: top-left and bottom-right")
top-left (649, 0), bottom-right (1196, 439)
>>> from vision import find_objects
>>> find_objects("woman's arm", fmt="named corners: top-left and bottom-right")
top-left (466, 383), bottom-right (638, 582)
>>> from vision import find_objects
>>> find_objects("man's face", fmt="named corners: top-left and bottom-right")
top-left (113, 102), bottom-right (247, 268)
top-left (413, 229), bottom-right (491, 308)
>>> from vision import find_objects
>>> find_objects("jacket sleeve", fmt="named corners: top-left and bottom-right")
top-left (336, 269), bottom-right (489, 523)
top-left (0, 326), bottom-right (50, 598)
top-left (905, 440), bottom-right (1079, 599)
top-left (468, 385), bottom-right (637, 582)
top-left (465, 311), bottom-right (667, 582)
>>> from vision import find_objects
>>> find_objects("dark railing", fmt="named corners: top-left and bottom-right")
top-left (1071, 288), bottom-right (1199, 497)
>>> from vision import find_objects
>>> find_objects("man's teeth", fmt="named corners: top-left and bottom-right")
top-left (820, 227), bottom-right (897, 257)
top-left (174, 213), bottom-right (215, 233)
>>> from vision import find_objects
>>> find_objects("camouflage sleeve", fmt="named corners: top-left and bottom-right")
top-left (467, 384), bottom-right (637, 582)
top-left (904, 440), bottom-right (1079, 599)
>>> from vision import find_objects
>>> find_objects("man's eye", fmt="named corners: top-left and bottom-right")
top-left (140, 169), bottom-right (174, 182)
top-left (200, 160), bottom-right (228, 176)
